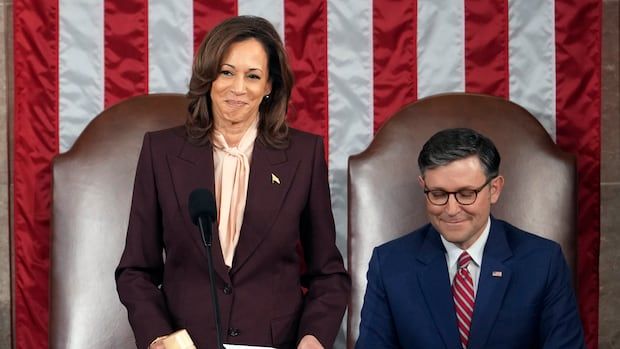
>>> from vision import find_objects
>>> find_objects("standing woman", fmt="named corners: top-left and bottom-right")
top-left (116, 16), bottom-right (350, 349)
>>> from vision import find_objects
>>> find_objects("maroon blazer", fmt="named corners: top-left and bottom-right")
top-left (115, 126), bottom-right (350, 349)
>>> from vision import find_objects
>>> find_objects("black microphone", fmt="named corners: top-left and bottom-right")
top-left (188, 189), bottom-right (224, 349)
top-left (188, 188), bottom-right (217, 247)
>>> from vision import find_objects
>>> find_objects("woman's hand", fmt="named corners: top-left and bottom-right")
top-left (148, 336), bottom-right (167, 349)
top-left (297, 335), bottom-right (324, 349)
top-left (148, 329), bottom-right (195, 349)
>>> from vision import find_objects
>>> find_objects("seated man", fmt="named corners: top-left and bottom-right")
top-left (355, 128), bottom-right (585, 349)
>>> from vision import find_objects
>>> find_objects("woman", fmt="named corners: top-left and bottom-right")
top-left (115, 16), bottom-right (350, 349)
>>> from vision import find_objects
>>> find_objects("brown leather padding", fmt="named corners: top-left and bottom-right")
top-left (51, 94), bottom-right (188, 348)
top-left (346, 93), bottom-right (577, 348)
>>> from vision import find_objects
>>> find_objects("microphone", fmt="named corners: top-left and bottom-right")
top-left (188, 189), bottom-right (217, 247)
top-left (188, 189), bottom-right (224, 349)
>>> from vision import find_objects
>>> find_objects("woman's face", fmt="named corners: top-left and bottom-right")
top-left (210, 38), bottom-right (272, 129)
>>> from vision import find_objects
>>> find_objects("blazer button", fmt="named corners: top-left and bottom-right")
top-left (223, 284), bottom-right (233, 295)
top-left (228, 328), bottom-right (240, 337)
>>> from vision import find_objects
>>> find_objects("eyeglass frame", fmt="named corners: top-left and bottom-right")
top-left (423, 176), bottom-right (497, 206)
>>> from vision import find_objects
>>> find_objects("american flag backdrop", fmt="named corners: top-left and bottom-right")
top-left (12, 1), bottom-right (601, 348)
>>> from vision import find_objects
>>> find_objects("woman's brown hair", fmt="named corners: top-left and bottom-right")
top-left (186, 16), bottom-right (294, 148)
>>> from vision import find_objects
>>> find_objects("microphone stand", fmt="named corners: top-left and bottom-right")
top-left (198, 216), bottom-right (225, 349)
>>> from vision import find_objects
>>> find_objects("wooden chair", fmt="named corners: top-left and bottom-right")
top-left (50, 94), bottom-right (188, 348)
top-left (346, 93), bottom-right (577, 348)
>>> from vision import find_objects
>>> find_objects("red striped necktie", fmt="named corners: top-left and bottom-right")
top-left (452, 251), bottom-right (475, 348)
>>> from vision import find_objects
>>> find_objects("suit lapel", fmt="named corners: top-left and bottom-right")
top-left (417, 228), bottom-right (462, 349)
top-left (167, 138), bottom-right (230, 282)
top-left (468, 218), bottom-right (512, 349)
top-left (230, 141), bottom-right (298, 274)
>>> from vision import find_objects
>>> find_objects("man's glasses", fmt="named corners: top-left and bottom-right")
top-left (423, 176), bottom-right (496, 206)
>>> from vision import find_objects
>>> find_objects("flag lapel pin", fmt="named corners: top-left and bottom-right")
top-left (492, 271), bottom-right (503, 277)
top-left (271, 173), bottom-right (281, 185)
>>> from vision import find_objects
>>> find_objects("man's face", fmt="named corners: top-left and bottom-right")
top-left (418, 155), bottom-right (504, 250)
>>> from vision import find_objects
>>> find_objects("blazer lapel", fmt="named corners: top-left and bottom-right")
top-left (468, 218), bottom-right (512, 349)
top-left (167, 138), bottom-right (230, 282)
top-left (230, 141), bottom-right (298, 274)
top-left (417, 228), bottom-right (462, 349)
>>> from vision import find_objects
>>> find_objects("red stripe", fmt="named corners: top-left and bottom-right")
top-left (284, 0), bottom-right (330, 155)
top-left (454, 292), bottom-right (474, 312)
top-left (373, 0), bottom-right (417, 133)
top-left (104, 0), bottom-right (149, 107)
top-left (555, 1), bottom-right (601, 348)
top-left (13, 0), bottom-right (59, 348)
top-left (193, 0), bottom-right (237, 53)
top-left (464, 0), bottom-right (509, 98)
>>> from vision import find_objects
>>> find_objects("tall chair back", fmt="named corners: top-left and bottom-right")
top-left (347, 93), bottom-right (577, 347)
top-left (50, 94), bottom-right (188, 348)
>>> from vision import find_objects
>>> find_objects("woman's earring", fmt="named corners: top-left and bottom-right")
top-left (264, 95), bottom-right (270, 100)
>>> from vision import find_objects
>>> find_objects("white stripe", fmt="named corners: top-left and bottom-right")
top-left (458, 327), bottom-right (469, 340)
top-left (455, 287), bottom-right (474, 310)
top-left (148, 0), bottom-right (193, 93)
top-left (238, 0), bottom-right (285, 41)
top-left (327, 0), bottom-right (374, 255)
top-left (417, 0), bottom-right (465, 97)
top-left (457, 316), bottom-right (470, 332)
top-left (508, 0), bottom-right (556, 139)
top-left (456, 291), bottom-right (475, 308)
top-left (455, 293), bottom-right (474, 315)
top-left (58, 0), bottom-right (105, 152)
top-left (327, 1), bottom-right (374, 347)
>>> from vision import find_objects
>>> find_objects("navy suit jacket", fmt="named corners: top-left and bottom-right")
top-left (116, 126), bottom-right (349, 349)
top-left (355, 217), bottom-right (585, 349)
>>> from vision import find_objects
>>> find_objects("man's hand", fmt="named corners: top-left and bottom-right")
top-left (297, 335), bottom-right (324, 349)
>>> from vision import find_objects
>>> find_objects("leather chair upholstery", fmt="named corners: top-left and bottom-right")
top-left (346, 93), bottom-right (577, 348)
top-left (51, 94), bottom-right (188, 348)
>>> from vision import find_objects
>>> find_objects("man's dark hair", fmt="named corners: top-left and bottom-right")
top-left (417, 128), bottom-right (500, 179)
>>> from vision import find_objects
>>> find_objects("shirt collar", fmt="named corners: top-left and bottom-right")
top-left (441, 216), bottom-right (491, 269)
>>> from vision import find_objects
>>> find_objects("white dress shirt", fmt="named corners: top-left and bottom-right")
top-left (440, 217), bottom-right (491, 296)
